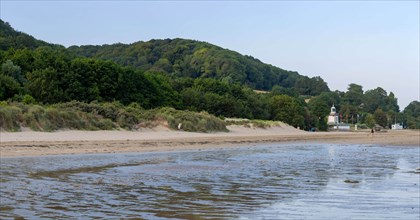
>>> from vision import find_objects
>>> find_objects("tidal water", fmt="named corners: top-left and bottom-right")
top-left (1, 144), bottom-right (419, 219)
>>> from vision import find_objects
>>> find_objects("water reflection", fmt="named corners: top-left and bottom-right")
top-left (1, 144), bottom-right (419, 219)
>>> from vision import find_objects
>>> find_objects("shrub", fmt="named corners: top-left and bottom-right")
top-left (22, 94), bottom-right (36, 104)
top-left (147, 107), bottom-right (228, 132)
top-left (0, 105), bottom-right (22, 131)
top-left (55, 101), bottom-right (138, 129)
top-left (225, 119), bottom-right (280, 129)
top-left (93, 118), bottom-right (115, 130)
top-left (116, 111), bottom-right (139, 129)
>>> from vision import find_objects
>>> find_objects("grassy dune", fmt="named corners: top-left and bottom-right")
top-left (0, 101), bottom-right (227, 132)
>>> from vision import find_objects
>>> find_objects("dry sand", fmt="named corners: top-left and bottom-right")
top-left (1, 125), bottom-right (419, 157)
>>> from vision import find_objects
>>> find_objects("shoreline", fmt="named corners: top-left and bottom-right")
top-left (1, 127), bottom-right (419, 157)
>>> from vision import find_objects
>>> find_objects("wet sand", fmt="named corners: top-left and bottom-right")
top-left (0, 126), bottom-right (419, 157)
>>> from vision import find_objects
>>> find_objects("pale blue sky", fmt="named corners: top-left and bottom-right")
top-left (1, 1), bottom-right (418, 109)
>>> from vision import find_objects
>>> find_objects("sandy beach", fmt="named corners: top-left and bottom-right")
top-left (1, 126), bottom-right (419, 157)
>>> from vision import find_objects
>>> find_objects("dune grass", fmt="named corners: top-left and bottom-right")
top-left (0, 101), bottom-right (228, 132)
top-left (225, 118), bottom-right (283, 129)
top-left (143, 107), bottom-right (228, 132)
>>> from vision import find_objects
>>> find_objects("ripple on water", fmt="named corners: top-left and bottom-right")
top-left (1, 144), bottom-right (419, 219)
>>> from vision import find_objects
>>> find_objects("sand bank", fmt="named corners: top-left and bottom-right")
top-left (1, 126), bottom-right (418, 157)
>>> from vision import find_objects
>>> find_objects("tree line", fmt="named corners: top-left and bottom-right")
top-left (67, 38), bottom-right (330, 96)
top-left (0, 46), bottom-right (308, 128)
top-left (0, 19), bottom-right (418, 130)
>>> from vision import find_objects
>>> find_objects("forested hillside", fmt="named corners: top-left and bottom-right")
top-left (0, 20), bottom-right (63, 50)
top-left (0, 19), bottom-right (419, 131)
top-left (68, 39), bottom-right (330, 95)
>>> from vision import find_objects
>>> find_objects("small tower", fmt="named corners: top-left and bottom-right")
top-left (327, 105), bottom-right (339, 125)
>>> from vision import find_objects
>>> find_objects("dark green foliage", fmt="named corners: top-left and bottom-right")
top-left (386, 92), bottom-right (399, 113)
top-left (243, 89), bottom-right (271, 120)
top-left (64, 58), bottom-right (120, 102)
top-left (1, 46), bottom-right (176, 108)
top-left (2, 48), bottom-right (36, 74)
top-left (143, 71), bottom-right (182, 108)
top-left (295, 76), bottom-right (330, 96)
top-left (115, 69), bottom-right (148, 106)
top-left (342, 83), bottom-right (363, 107)
top-left (22, 94), bottom-right (36, 104)
top-left (271, 85), bottom-right (300, 98)
top-left (176, 78), bottom-right (265, 119)
top-left (270, 95), bottom-right (305, 129)
top-left (0, 20), bottom-right (330, 131)
top-left (364, 87), bottom-right (399, 113)
top-left (68, 38), bottom-right (330, 95)
top-left (404, 101), bottom-right (420, 118)
top-left (374, 109), bottom-right (388, 127)
top-left (1, 60), bottom-right (25, 84)
top-left (403, 101), bottom-right (420, 129)
top-left (0, 20), bottom-right (409, 131)
top-left (26, 67), bottom-right (65, 103)
top-left (0, 74), bottom-right (21, 100)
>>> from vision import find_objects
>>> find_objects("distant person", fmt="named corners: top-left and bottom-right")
top-left (370, 128), bottom-right (374, 137)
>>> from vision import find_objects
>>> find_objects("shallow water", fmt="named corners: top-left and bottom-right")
top-left (1, 144), bottom-right (419, 219)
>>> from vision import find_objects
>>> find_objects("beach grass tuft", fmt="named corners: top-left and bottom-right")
top-left (0, 101), bottom-right (228, 132)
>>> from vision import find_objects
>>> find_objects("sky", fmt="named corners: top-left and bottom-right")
top-left (1, 1), bottom-right (419, 109)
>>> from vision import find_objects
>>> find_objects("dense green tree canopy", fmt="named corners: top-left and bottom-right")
top-left (342, 83), bottom-right (364, 107)
top-left (374, 109), bottom-right (388, 127)
top-left (1, 19), bottom-right (417, 131)
top-left (270, 95), bottom-right (305, 128)
top-left (1, 60), bottom-right (24, 84)
top-left (67, 38), bottom-right (330, 95)
top-left (0, 74), bottom-right (20, 100)
top-left (364, 87), bottom-right (399, 113)
top-left (403, 101), bottom-right (420, 129)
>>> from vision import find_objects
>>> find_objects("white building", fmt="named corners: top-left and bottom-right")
top-left (327, 105), bottom-right (339, 125)
top-left (391, 123), bottom-right (403, 130)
